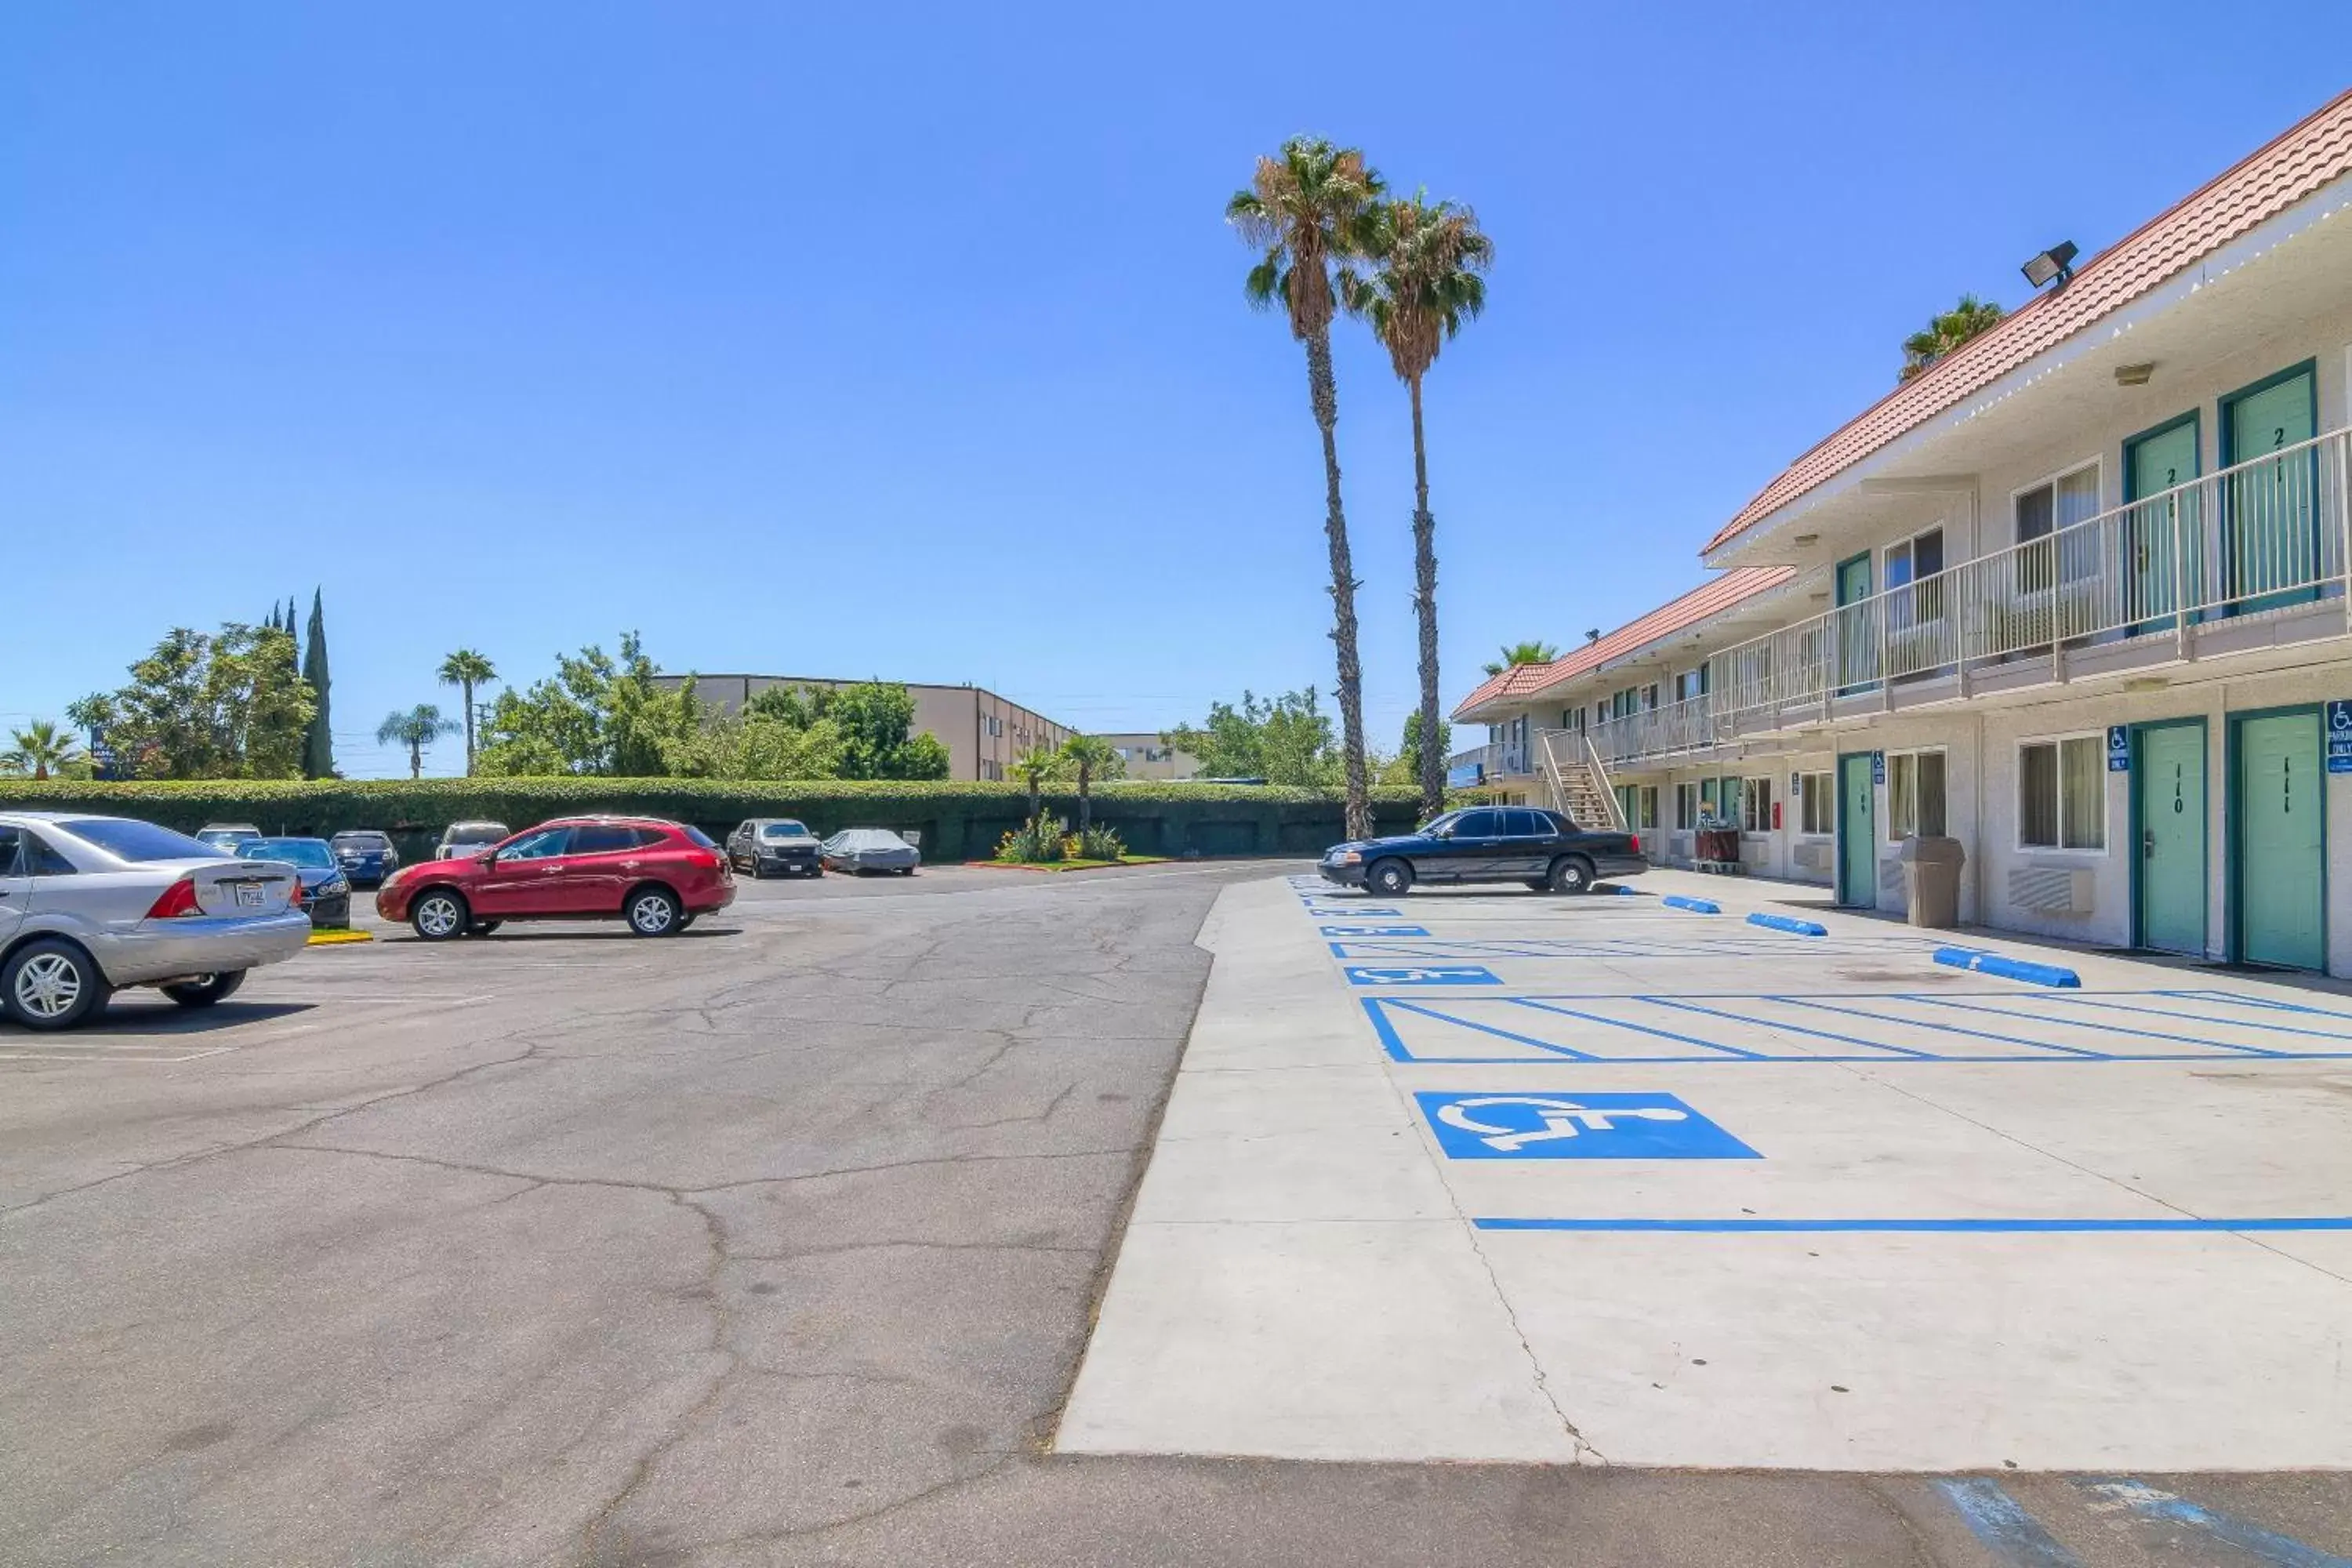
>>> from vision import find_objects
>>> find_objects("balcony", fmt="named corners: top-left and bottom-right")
top-left (1446, 740), bottom-right (1531, 786)
top-left (1588, 428), bottom-right (2350, 768)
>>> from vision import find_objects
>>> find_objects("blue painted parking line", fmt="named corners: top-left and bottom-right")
top-left (1936, 1479), bottom-right (2085, 1568)
top-left (2074, 1479), bottom-right (2352, 1568)
top-left (1933, 948), bottom-right (2082, 987)
top-left (1661, 895), bottom-right (1722, 914)
top-left (1473, 1215), bottom-right (2352, 1233)
top-left (1747, 912), bottom-right (1829, 936)
top-left (2047, 991), bottom-right (2352, 1046)
top-left (1327, 935), bottom-right (1946, 960)
top-left (1343, 964), bottom-right (1501, 987)
top-left (1309, 906), bottom-right (1402, 916)
top-left (1318, 924), bottom-right (1430, 938)
top-left (1360, 989), bottom-right (2352, 1065)
top-left (1417, 1091), bottom-right (1759, 1160)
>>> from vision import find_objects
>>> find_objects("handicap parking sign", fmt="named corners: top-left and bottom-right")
top-left (2328, 700), bottom-right (2352, 775)
top-left (1414, 1091), bottom-right (1759, 1160)
top-left (1345, 964), bottom-right (1501, 986)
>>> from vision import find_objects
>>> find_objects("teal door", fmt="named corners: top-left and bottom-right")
top-left (2234, 711), bottom-right (2325, 971)
top-left (1836, 753), bottom-right (1876, 907)
top-left (2133, 720), bottom-right (2205, 956)
top-left (2124, 413), bottom-right (2198, 626)
top-left (1835, 553), bottom-right (1875, 695)
top-left (2221, 364), bottom-right (2317, 611)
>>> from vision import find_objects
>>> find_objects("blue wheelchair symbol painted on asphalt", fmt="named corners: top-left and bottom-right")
top-left (1313, 906), bottom-right (1402, 917)
top-left (1345, 964), bottom-right (1501, 986)
top-left (1415, 1092), bottom-right (1759, 1160)
top-left (1320, 924), bottom-right (1430, 937)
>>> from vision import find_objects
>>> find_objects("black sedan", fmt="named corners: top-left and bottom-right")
top-left (1319, 805), bottom-right (1646, 897)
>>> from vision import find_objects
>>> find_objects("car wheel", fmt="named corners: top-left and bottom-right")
top-left (746, 861), bottom-right (765, 880)
top-left (411, 889), bottom-right (470, 942)
top-left (2, 939), bottom-right (110, 1031)
top-left (468, 920), bottom-right (502, 937)
top-left (626, 886), bottom-right (682, 937)
top-left (162, 971), bottom-right (246, 1008)
top-left (1547, 855), bottom-right (1595, 895)
top-left (1367, 858), bottom-right (1414, 898)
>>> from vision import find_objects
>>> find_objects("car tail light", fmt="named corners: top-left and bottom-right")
top-left (146, 878), bottom-right (202, 920)
top-left (1627, 835), bottom-right (1640, 855)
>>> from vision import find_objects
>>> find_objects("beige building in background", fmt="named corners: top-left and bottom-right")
top-left (665, 674), bottom-right (1074, 782)
top-left (1094, 732), bottom-right (1200, 781)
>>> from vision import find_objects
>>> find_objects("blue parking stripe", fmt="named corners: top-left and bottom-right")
top-left (2043, 993), bottom-right (2339, 1047)
top-left (1637, 996), bottom-right (1921, 1059)
top-left (1777, 996), bottom-right (2101, 1058)
top-left (1935, 1479), bottom-right (2086, 1568)
top-left (2165, 988), bottom-right (2352, 1019)
top-left (2075, 1479), bottom-right (2352, 1567)
top-left (1936, 995), bottom-right (2285, 1057)
top-left (1475, 1216), bottom-right (2352, 1232)
top-left (1510, 996), bottom-right (1764, 1058)
top-left (1382, 1000), bottom-right (1600, 1060)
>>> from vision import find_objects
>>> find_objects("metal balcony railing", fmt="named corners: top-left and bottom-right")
top-left (1582, 427), bottom-right (2350, 768)
top-left (1446, 741), bottom-right (1531, 782)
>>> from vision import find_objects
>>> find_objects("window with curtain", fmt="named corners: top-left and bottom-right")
top-left (2020, 737), bottom-right (2104, 849)
top-left (1742, 777), bottom-right (1774, 833)
top-left (1675, 782), bottom-right (1698, 829)
top-left (1887, 751), bottom-right (1947, 839)
top-left (1798, 771), bottom-right (1834, 835)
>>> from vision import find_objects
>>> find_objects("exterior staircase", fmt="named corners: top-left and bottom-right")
top-left (1537, 728), bottom-right (1626, 832)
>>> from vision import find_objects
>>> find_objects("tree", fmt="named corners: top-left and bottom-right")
top-left (1010, 744), bottom-right (1067, 819)
top-left (1057, 735), bottom-right (1123, 833)
top-left (1395, 710), bottom-right (1450, 789)
top-left (67, 624), bottom-right (315, 779)
top-left (300, 590), bottom-right (333, 778)
top-left (1900, 295), bottom-right (2005, 382)
top-left (1163, 688), bottom-right (1340, 787)
top-left (2, 720), bottom-right (81, 781)
top-left (474, 633), bottom-right (703, 777)
top-left (1343, 191), bottom-right (1491, 821)
top-left (1229, 136), bottom-right (1385, 842)
top-left (376, 704), bottom-right (458, 779)
top-left (436, 649), bottom-right (498, 776)
top-left (827, 682), bottom-right (950, 780)
top-left (1482, 641), bottom-right (1560, 676)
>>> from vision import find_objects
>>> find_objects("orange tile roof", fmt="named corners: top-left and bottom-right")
top-left (1452, 566), bottom-right (1795, 719)
top-left (1704, 86), bottom-right (2352, 556)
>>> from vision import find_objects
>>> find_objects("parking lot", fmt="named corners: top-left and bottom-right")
top-left (3, 862), bottom-right (2349, 1567)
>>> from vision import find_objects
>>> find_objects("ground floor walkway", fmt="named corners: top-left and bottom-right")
top-left (1062, 868), bottom-right (2352, 1486)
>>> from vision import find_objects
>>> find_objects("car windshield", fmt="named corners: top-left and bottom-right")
top-left (445, 824), bottom-right (506, 844)
top-left (240, 839), bottom-right (337, 869)
top-left (841, 829), bottom-right (902, 848)
top-left (56, 818), bottom-right (223, 862)
top-left (760, 822), bottom-right (809, 840)
top-left (332, 833), bottom-right (390, 851)
top-left (1417, 811), bottom-right (1463, 836)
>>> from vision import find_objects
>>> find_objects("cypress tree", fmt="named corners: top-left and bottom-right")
top-left (301, 590), bottom-right (334, 779)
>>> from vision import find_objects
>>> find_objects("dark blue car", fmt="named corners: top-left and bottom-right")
top-left (1319, 805), bottom-right (1646, 897)
top-left (328, 829), bottom-right (401, 888)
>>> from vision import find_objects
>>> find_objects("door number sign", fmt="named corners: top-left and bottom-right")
top-left (1415, 1091), bottom-right (1759, 1160)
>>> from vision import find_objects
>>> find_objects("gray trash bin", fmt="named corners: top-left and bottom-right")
top-left (1896, 836), bottom-right (1965, 929)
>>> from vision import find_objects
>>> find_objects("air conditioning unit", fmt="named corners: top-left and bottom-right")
top-left (2008, 865), bottom-right (2094, 915)
top-left (1794, 841), bottom-right (1831, 874)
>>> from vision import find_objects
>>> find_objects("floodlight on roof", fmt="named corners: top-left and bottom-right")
top-left (2021, 241), bottom-right (2078, 290)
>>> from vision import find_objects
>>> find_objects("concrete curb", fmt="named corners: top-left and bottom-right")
top-left (1933, 947), bottom-right (2083, 988)
top-left (1746, 912), bottom-right (1828, 937)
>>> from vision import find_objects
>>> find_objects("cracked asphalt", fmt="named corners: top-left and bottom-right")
top-left (2, 862), bottom-right (2342, 1568)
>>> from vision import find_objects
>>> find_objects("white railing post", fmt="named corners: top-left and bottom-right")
top-left (2175, 485), bottom-right (2191, 658)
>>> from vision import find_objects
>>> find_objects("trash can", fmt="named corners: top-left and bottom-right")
top-left (1896, 836), bottom-right (1965, 929)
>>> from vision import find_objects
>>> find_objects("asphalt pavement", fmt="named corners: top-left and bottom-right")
top-left (0, 861), bottom-right (2343, 1567)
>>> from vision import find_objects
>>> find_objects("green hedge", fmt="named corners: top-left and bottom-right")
top-left (0, 778), bottom-right (1426, 863)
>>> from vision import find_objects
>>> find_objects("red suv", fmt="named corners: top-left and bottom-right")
top-left (376, 817), bottom-right (735, 941)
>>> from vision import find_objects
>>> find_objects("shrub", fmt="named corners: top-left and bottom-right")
top-left (996, 814), bottom-right (1069, 865)
top-left (1073, 823), bottom-right (1125, 861)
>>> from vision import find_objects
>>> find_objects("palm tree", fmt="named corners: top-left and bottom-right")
top-left (1900, 295), bottom-right (2006, 382)
top-left (2, 720), bottom-right (80, 781)
top-left (436, 649), bottom-right (498, 775)
top-left (1229, 136), bottom-right (1385, 841)
top-left (1057, 735), bottom-right (1121, 835)
top-left (1010, 743), bottom-right (1062, 821)
top-left (1343, 192), bottom-right (1492, 820)
top-left (376, 705), bottom-right (459, 779)
top-left (1482, 641), bottom-right (1561, 676)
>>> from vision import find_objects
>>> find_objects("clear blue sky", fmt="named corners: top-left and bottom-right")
top-left (5, 5), bottom-right (2347, 778)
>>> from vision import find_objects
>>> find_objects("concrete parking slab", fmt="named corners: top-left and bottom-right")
top-left (1062, 868), bottom-right (2352, 1472)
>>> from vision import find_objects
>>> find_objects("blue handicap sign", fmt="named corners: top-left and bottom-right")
top-left (1415, 1091), bottom-right (1759, 1160)
top-left (2107, 724), bottom-right (2132, 773)
top-left (1344, 964), bottom-right (1501, 987)
top-left (1871, 750), bottom-right (1886, 786)
top-left (1320, 924), bottom-right (1429, 937)
top-left (2328, 700), bottom-right (2352, 775)
top-left (1313, 906), bottom-right (1401, 917)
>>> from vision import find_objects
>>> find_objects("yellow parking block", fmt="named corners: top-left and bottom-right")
top-left (306, 928), bottom-right (375, 946)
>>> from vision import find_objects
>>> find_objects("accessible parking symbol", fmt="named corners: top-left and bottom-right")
top-left (1344, 964), bottom-right (1501, 986)
top-left (1414, 1091), bottom-right (1760, 1159)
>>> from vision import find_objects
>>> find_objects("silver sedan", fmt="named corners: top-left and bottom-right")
top-left (0, 811), bottom-right (312, 1031)
top-left (818, 827), bottom-right (921, 876)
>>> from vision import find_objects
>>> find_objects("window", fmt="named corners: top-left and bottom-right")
top-left (2015, 463), bottom-right (2103, 590)
top-left (1887, 751), bottom-right (1947, 840)
top-left (1452, 809), bottom-right (1500, 837)
top-left (2019, 736), bottom-right (2105, 850)
top-left (53, 818), bottom-right (219, 862)
top-left (1743, 777), bottom-right (1773, 833)
top-left (1642, 684), bottom-right (1660, 710)
top-left (499, 827), bottom-right (572, 860)
top-left (24, 833), bottom-right (79, 876)
top-left (1885, 528), bottom-right (1945, 589)
top-left (1675, 782), bottom-right (1699, 829)
top-left (1633, 787), bottom-right (1659, 830)
top-left (1798, 771), bottom-right (1834, 835)
top-left (570, 825), bottom-right (640, 855)
top-left (1674, 668), bottom-right (1707, 702)
top-left (0, 826), bottom-right (20, 878)
top-left (1504, 808), bottom-right (1549, 837)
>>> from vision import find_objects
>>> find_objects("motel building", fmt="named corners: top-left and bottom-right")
top-left (1450, 88), bottom-right (2352, 978)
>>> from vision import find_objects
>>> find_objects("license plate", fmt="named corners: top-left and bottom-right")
top-left (235, 883), bottom-right (263, 908)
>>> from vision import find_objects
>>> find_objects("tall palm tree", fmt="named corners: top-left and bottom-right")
top-left (1482, 641), bottom-right (1561, 676)
top-left (2, 720), bottom-right (79, 781)
top-left (1229, 136), bottom-right (1385, 841)
top-left (1900, 295), bottom-right (2006, 382)
top-left (1057, 735), bottom-right (1121, 834)
top-left (1343, 192), bottom-right (1492, 820)
top-left (436, 649), bottom-right (498, 775)
top-left (1010, 743), bottom-right (1062, 821)
top-left (376, 705), bottom-right (459, 780)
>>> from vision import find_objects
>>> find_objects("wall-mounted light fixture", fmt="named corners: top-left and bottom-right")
top-left (2021, 241), bottom-right (2078, 291)
top-left (1793, 533), bottom-right (1820, 546)
top-left (2114, 361), bottom-right (2155, 387)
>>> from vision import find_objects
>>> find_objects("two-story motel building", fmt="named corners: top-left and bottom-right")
top-left (1452, 88), bottom-right (2352, 977)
